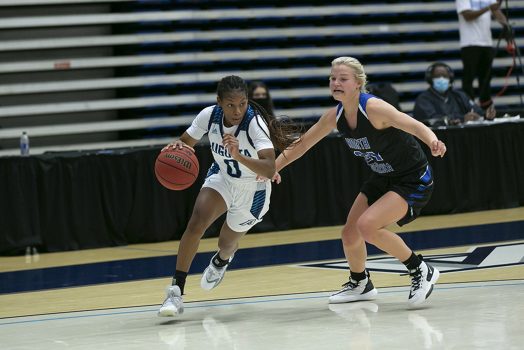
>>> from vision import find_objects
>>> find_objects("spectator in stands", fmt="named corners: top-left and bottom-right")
top-left (158, 75), bottom-right (301, 317)
top-left (248, 80), bottom-right (275, 116)
top-left (413, 62), bottom-right (495, 126)
top-left (456, 0), bottom-right (508, 110)
top-left (270, 57), bottom-right (446, 308)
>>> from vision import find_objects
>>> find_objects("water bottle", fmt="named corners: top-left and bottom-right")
top-left (20, 131), bottom-right (30, 156)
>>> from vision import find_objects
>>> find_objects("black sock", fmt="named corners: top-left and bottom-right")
top-left (403, 252), bottom-right (422, 271)
top-left (212, 252), bottom-right (230, 268)
top-left (172, 270), bottom-right (187, 294)
top-left (350, 270), bottom-right (367, 282)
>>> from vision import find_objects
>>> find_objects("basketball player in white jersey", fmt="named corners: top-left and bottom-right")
top-left (158, 75), bottom-right (300, 316)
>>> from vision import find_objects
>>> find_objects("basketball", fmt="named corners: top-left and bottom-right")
top-left (155, 147), bottom-right (199, 190)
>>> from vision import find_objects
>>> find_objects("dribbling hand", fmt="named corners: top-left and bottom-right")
top-left (162, 140), bottom-right (194, 152)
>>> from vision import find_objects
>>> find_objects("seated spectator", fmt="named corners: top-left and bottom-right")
top-left (248, 81), bottom-right (275, 116)
top-left (413, 62), bottom-right (495, 126)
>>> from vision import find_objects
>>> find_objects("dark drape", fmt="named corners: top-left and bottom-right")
top-left (1, 121), bottom-right (523, 254)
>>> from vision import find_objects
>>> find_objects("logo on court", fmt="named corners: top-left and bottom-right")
top-left (299, 242), bottom-right (524, 273)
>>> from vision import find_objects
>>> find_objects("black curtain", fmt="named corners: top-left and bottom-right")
top-left (1, 122), bottom-right (523, 255)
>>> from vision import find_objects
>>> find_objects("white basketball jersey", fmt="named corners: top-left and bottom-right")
top-left (186, 105), bottom-right (274, 183)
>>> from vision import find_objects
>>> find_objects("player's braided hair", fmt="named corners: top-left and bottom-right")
top-left (217, 75), bottom-right (301, 152)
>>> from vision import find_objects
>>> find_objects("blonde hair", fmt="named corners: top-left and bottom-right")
top-left (331, 56), bottom-right (368, 93)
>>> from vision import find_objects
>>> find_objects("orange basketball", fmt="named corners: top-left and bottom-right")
top-left (155, 147), bottom-right (199, 190)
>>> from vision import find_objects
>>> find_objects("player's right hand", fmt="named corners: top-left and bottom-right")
top-left (272, 172), bottom-right (282, 184)
top-left (162, 140), bottom-right (194, 152)
top-left (431, 140), bottom-right (446, 158)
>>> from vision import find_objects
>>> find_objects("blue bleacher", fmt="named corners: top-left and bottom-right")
top-left (0, 0), bottom-right (523, 154)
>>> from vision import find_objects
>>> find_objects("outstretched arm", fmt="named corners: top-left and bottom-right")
top-left (276, 107), bottom-right (337, 173)
top-left (367, 98), bottom-right (447, 158)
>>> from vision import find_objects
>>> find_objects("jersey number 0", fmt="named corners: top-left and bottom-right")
top-left (224, 159), bottom-right (241, 178)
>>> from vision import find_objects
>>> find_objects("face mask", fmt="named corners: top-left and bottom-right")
top-left (432, 77), bottom-right (450, 93)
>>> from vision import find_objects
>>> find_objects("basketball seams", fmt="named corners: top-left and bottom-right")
top-left (154, 149), bottom-right (200, 191)
top-left (159, 149), bottom-right (199, 173)
top-left (154, 166), bottom-right (193, 189)
top-left (156, 158), bottom-right (196, 176)
top-left (155, 159), bottom-right (196, 181)
top-left (177, 149), bottom-right (200, 173)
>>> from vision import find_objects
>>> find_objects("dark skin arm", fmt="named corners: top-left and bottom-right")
top-left (460, 1), bottom-right (500, 21)
top-left (461, 0), bottom-right (508, 25)
top-left (162, 131), bottom-right (198, 152)
top-left (223, 133), bottom-right (276, 179)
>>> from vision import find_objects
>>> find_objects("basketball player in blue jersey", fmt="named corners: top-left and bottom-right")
top-left (273, 57), bottom-right (447, 308)
top-left (158, 75), bottom-right (300, 316)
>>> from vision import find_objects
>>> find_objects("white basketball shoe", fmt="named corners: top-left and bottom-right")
top-left (407, 260), bottom-right (440, 307)
top-left (158, 285), bottom-right (184, 317)
top-left (329, 276), bottom-right (378, 304)
top-left (200, 253), bottom-right (233, 291)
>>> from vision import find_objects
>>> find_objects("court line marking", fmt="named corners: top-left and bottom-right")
top-left (1, 279), bottom-right (522, 326)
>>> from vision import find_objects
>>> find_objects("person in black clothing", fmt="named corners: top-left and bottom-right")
top-left (414, 62), bottom-right (495, 126)
top-left (271, 57), bottom-right (446, 308)
top-left (456, 0), bottom-right (508, 110)
top-left (248, 80), bottom-right (275, 117)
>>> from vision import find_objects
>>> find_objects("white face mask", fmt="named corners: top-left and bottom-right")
top-left (432, 77), bottom-right (450, 93)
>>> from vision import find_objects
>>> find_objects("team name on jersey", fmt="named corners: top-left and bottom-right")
top-left (345, 137), bottom-right (371, 150)
top-left (211, 142), bottom-right (252, 158)
top-left (345, 136), bottom-right (395, 174)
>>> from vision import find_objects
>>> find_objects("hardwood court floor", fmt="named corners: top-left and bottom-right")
top-left (0, 208), bottom-right (523, 349)
top-left (1, 280), bottom-right (523, 350)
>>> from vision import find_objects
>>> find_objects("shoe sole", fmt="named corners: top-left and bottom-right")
top-left (328, 288), bottom-right (378, 304)
top-left (158, 307), bottom-right (184, 317)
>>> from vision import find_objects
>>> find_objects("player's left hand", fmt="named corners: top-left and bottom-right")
top-left (223, 134), bottom-right (240, 159)
top-left (431, 139), bottom-right (446, 158)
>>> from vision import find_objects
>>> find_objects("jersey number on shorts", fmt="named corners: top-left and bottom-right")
top-left (224, 159), bottom-right (241, 178)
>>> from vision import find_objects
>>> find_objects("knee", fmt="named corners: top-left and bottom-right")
top-left (341, 225), bottom-right (362, 249)
top-left (356, 216), bottom-right (377, 243)
top-left (185, 213), bottom-right (209, 238)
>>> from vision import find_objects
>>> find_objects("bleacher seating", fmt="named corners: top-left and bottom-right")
top-left (0, 0), bottom-right (523, 155)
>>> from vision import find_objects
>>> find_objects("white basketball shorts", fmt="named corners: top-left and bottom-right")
top-left (203, 172), bottom-right (271, 232)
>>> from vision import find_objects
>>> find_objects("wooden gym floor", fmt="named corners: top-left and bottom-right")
top-left (0, 207), bottom-right (523, 349)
